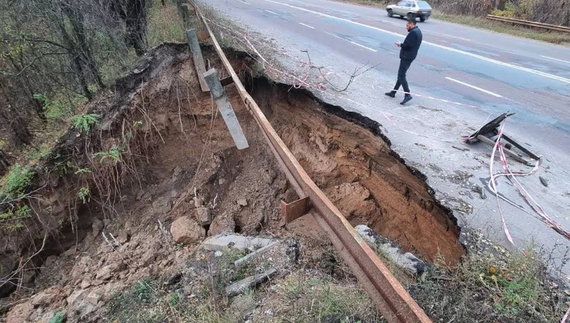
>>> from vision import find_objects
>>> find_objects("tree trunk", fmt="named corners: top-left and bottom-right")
top-left (10, 116), bottom-right (33, 146)
top-left (6, 56), bottom-right (47, 122)
top-left (61, 2), bottom-right (105, 90)
top-left (55, 7), bottom-right (92, 100)
top-left (0, 149), bottom-right (11, 176)
top-left (126, 0), bottom-right (148, 56)
top-left (0, 82), bottom-right (33, 146)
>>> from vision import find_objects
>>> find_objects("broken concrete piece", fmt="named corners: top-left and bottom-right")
top-left (237, 199), bottom-right (248, 207)
top-left (203, 68), bottom-right (248, 149)
top-left (225, 268), bottom-right (277, 296)
top-left (234, 241), bottom-right (281, 269)
top-left (355, 225), bottom-right (427, 276)
top-left (203, 234), bottom-right (274, 252)
top-left (170, 216), bottom-right (206, 245)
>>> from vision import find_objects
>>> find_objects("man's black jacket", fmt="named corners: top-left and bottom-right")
top-left (400, 26), bottom-right (423, 62)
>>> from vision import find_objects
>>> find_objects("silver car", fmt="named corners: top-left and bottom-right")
top-left (386, 1), bottom-right (432, 22)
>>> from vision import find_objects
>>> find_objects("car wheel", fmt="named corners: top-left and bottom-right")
top-left (420, 16), bottom-right (426, 22)
top-left (387, 9), bottom-right (393, 17)
top-left (406, 13), bottom-right (414, 20)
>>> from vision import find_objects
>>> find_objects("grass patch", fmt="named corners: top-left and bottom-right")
top-left (105, 249), bottom-right (257, 323)
top-left (147, 2), bottom-right (187, 48)
top-left (1, 163), bottom-right (35, 199)
top-left (271, 271), bottom-right (383, 322)
top-left (410, 246), bottom-right (567, 323)
top-left (433, 13), bottom-right (570, 45)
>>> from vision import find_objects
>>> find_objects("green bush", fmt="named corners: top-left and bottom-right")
top-left (0, 205), bottom-right (32, 231)
top-left (94, 144), bottom-right (122, 163)
top-left (77, 187), bottom-right (90, 204)
top-left (1, 163), bottom-right (35, 198)
top-left (72, 114), bottom-right (100, 133)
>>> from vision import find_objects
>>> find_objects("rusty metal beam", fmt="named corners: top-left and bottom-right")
top-left (189, 3), bottom-right (433, 322)
top-left (281, 197), bottom-right (311, 224)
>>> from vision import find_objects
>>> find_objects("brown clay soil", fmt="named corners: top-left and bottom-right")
top-left (249, 79), bottom-right (464, 263)
top-left (0, 43), bottom-right (463, 322)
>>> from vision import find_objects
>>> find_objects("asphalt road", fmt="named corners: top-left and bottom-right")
top-left (205, 0), bottom-right (570, 130)
top-left (199, 0), bottom-right (570, 275)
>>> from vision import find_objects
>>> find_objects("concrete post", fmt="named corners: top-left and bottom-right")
top-left (203, 69), bottom-right (249, 150)
top-left (180, 4), bottom-right (190, 27)
top-left (186, 29), bottom-right (209, 92)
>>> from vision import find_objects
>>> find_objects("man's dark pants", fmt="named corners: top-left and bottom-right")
top-left (393, 59), bottom-right (412, 95)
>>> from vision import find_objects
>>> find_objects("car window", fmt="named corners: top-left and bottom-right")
top-left (417, 1), bottom-right (432, 9)
top-left (397, 1), bottom-right (406, 6)
top-left (405, 2), bottom-right (412, 7)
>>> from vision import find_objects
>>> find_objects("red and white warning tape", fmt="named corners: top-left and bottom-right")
top-left (487, 118), bottom-right (570, 243)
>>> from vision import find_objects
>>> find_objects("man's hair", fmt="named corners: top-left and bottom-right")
top-left (407, 18), bottom-right (417, 25)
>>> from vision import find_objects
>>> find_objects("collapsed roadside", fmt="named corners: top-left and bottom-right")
top-left (0, 2), bottom-right (568, 323)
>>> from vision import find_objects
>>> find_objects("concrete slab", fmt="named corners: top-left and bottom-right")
top-left (203, 234), bottom-right (274, 251)
top-left (225, 268), bottom-right (277, 296)
top-left (234, 241), bottom-right (281, 269)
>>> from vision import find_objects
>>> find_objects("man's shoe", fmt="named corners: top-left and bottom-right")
top-left (385, 91), bottom-right (396, 98)
top-left (400, 95), bottom-right (413, 105)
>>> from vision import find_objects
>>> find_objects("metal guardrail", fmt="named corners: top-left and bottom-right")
top-left (487, 14), bottom-right (570, 34)
top-left (188, 2), bottom-right (434, 323)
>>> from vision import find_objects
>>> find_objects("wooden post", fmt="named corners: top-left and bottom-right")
top-left (203, 69), bottom-right (249, 150)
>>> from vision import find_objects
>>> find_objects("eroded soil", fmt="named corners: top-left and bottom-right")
top-left (1, 43), bottom-right (463, 322)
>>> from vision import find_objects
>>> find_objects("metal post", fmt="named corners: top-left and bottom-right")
top-left (203, 69), bottom-right (249, 150)
top-left (186, 29), bottom-right (209, 92)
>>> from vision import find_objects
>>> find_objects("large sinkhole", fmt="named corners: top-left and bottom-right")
top-left (150, 44), bottom-right (464, 263)
top-left (0, 43), bottom-right (463, 299)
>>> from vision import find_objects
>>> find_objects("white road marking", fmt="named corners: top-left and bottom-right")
top-left (237, 0), bottom-right (251, 5)
top-left (266, 9), bottom-right (278, 14)
top-left (299, 22), bottom-right (315, 29)
top-left (324, 31), bottom-right (341, 39)
top-left (262, 0), bottom-right (570, 85)
top-left (349, 40), bottom-right (377, 52)
top-left (440, 33), bottom-right (471, 41)
top-left (541, 55), bottom-right (570, 65)
top-left (445, 77), bottom-right (503, 98)
top-left (324, 32), bottom-right (376, 52)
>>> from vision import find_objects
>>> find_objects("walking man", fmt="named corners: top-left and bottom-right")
top-left (385, 18), bottom-right (423, 105)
